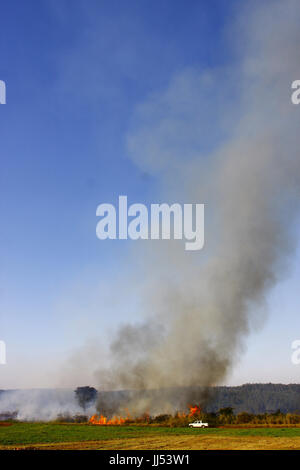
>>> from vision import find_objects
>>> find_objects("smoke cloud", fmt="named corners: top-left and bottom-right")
top-left (0, 389), bottom-right (96, 421)
top-left (94, 0), bottom-right (300, 415)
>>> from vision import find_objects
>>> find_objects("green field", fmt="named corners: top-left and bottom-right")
top-left (2, 423), bottom-right (300, 450)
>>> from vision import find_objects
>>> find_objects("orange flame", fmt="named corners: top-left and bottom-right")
top-left (89, 414), bottom-right (127, 425)
top-left (189, 405), bottom-right (201, 416)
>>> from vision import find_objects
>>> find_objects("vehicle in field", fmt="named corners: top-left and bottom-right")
top-left (188, 420), bottom-right (208, 428)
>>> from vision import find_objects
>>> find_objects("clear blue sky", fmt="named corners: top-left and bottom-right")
top-left (0, 0), bottom-right (299, 388)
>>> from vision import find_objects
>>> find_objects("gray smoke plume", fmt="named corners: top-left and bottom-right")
top-left (95, 0), bottom-right (300, 415)
top-left (0, 389), bottom-right (97, 421)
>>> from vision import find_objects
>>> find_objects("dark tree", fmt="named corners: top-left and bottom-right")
top-left (218, 407), bottom-right (234, 416)
top-left (75, 386), bottom-right (98, 410)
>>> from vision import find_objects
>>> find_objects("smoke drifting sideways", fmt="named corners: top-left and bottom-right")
top-left (94, 0), bottom-right (300, 416)
top-left (0, 389), bottom-right (96, 421)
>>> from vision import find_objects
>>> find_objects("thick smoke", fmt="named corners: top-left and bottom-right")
top-left (95, 0), bottom-right (300, 415)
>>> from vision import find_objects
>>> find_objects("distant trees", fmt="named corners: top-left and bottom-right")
top-left (75, 384), bottom-right (300, 417)
top-left (217, 407), bottom-right (234, 424)
top-left (208, 384), bottom-right (300, 414)
top-left (74, 386), bottom-right (98, 411)
top-left (236, 412), bottom-right (252, 424)
top-left (286, 413), bottom-right (300, 425)
top-left (218, 407), bottom-right (234, 417)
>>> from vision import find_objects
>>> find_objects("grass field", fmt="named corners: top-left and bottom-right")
top-left (2, 423), bottom-right (300, 450)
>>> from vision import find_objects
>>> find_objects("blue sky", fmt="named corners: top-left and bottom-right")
top-left (1, 0), bottom-right (300, 388)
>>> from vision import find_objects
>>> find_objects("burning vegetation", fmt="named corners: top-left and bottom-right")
top-left (88, 405), bottom-right (202, 426)
top-left (87, 405), bottom-right (300, 427)
top-left (89, 414), bottom-right (127, 425)
top-left (189, 405), bottom-right (201, 417)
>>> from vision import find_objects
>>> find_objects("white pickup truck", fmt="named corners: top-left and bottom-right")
top-left (188, 420), bottom-right (208, 428)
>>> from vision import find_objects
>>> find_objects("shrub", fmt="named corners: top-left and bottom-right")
top-left (236, 412), bottom-right (253, 424)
